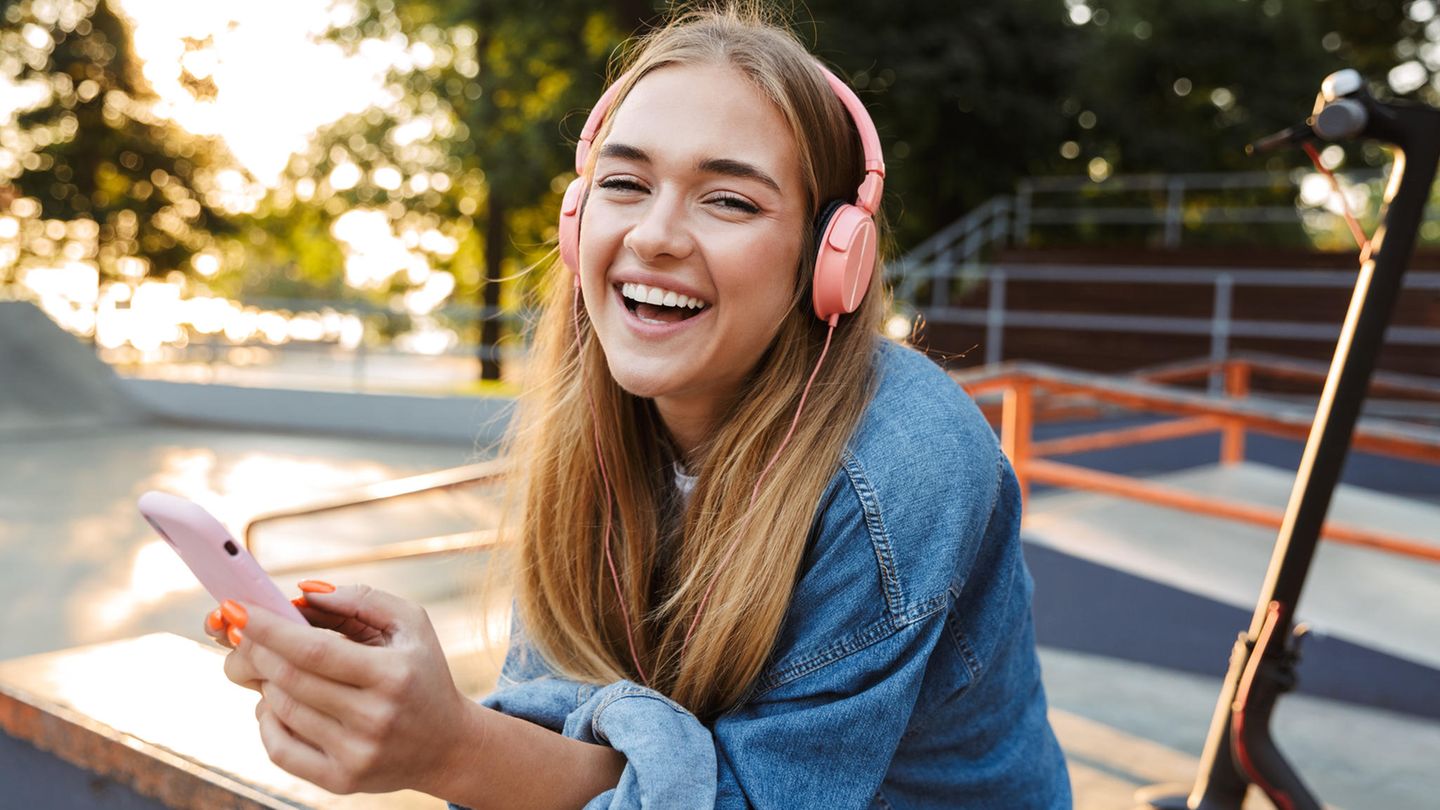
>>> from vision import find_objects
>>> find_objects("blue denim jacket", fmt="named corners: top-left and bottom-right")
top-left (454, 339), bottom-right (1070, 809)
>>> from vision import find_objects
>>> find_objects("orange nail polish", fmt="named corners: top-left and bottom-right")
top-left (227, 626), bottom-right (244, 646)
top-left (221, 600), bottom-right (248, 629)
top-left (291, 596), bottom-right (308, 608)
top-left (206, 608), bottom-right (225, 632)
top-left (297, 580), bottom-right (335, 594)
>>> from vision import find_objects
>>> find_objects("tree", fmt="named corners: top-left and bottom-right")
top-left (0, 0), bottom-right (233, 295)
top-left (804, 0), bottom-right (1083, 251)
top-left (802, 0), bottom-right (1420, 251)
top-left (293, 0), bottom-right (646, 380)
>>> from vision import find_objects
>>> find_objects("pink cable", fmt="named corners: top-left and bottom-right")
top-left (572, 284), bottom-right (650, 686)
top-left (1302, 142), bottom-right (1372, 253)
top-left (682, 317), bottom-right (839, 650)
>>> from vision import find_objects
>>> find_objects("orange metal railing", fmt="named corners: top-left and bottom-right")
top-left (954, 355), bottom-right (1440, 564)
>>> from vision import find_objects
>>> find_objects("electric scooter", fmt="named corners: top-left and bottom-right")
top-left (1139, 69), bottom-right (1440, 810)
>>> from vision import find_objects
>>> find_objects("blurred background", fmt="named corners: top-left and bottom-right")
top-left (3, 1), bottom-right (1440, 809)
top-left (2, 0), bottom-right (1437, 391)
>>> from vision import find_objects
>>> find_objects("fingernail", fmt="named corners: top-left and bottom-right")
top-left (221, 600), bottom-right (248, 629)
top-left (227, 626), bottom-right (244, 646)
top-left (206, 608), bottom-right (225, 632)
top-left (297, 580), bottom-right (335, 594)
top-left (291, 596), bottom-right (308, 608)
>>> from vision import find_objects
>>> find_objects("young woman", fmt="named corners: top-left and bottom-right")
top-left (209, 6), bottom-right (1071, 808)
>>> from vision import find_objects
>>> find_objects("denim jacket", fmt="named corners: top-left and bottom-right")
top-left (453, 339), bottom-right (1070, 809)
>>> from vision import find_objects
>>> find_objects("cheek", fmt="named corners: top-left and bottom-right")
top-left (576, 211), bottom-right (625, 297)
top-left (728, 237), bottom-right (805, 311)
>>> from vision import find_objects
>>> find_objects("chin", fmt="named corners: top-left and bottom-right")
top-left (603, 360), bottom-right (685, 400)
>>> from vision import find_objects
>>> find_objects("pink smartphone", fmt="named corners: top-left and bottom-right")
top-left (137, 490), bottom-right (307, 625)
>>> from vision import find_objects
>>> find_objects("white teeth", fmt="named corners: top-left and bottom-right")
top-left (620, 282), bottom-right (708, 310)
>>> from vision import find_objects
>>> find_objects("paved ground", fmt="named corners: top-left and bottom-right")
top-left (0, 421), bottom-right (482, 662)
top-left (1043, 647), bottom-right (1440, 810)
top-left (1026, 462), bottom-right (1440, 670)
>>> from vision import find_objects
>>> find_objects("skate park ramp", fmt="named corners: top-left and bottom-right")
top-left (1024, 460), bottom-right (1440, 718)
top-left (0, 301), bottom-right (148, 433)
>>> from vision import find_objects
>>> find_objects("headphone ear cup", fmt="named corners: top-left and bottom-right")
top-left (558, 178), bottom-right (585, 275)
top-left (812, 202), bottom-right (878, 322)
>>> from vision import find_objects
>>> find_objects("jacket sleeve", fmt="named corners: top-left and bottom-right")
top-left (517, 610), bottom-right (950, 810)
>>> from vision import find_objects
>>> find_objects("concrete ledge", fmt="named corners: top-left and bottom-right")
top-left (0, 634), bottom-right (434, 809)
top-left (120, 379), bottom-right (514, 445)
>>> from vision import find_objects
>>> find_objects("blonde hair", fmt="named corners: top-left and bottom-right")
top-left (502, 3), bottom-right (889, 720)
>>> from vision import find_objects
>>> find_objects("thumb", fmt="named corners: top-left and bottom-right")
top-left (293, 582), bottom-right (421, 645)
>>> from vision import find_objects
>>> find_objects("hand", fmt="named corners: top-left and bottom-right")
top-left (202, 581), bottom-right (367, 657)
top-left (203, 581), bottom-right (336, 689)
top-left (214, 583), bottom-right (483, 796)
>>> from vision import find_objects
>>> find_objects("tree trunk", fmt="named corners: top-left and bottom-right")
top-left (479, 190), bottom-right (505, 381)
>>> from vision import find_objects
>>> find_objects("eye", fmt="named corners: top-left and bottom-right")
top-left (596, 177), bottom-right (646, 194)
top-left (708, 193), bottom-right (760, 214)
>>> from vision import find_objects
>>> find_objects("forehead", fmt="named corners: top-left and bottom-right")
top-left (601, 62), bottom-right (801, 188)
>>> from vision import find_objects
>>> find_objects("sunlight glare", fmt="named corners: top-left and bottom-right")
top-left (118, 0), bottom-right (404, 185)
top-left (129, 539), bottom-right (203, 602)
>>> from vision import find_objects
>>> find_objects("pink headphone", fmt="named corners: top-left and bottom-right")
top-left (557, 62), bottom-right (886, 325)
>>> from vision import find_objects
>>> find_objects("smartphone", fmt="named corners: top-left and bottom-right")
top-left (137, 490), bottom-right (307, 625)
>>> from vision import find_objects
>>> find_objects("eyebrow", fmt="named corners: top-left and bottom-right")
top-left (596, 142), bottom-right (782, 192)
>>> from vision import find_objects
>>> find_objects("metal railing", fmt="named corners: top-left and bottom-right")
top-left (243, 458), bottom-right (507, 574)
top-left (887, 169), bottom-right (1440, 322)
top-left (954, 357), bottom-right (1440, 564)
top-left (913, 263), bottom-right (1440, 371)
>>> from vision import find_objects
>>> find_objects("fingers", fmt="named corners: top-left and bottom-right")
top-left (291, 584), bottom-right (422, 643)
top-left (204, 606), bottom-right (230, 647)
top-left (294, 604), bottom-right (387, 646)
top-left (260, 682), bottom-right (347, 752)
top-left (241, 600), bottom-right (387, 689)
top-left (204, 601), bottom-right (246, 649)
top-left (248, 642), bottom-right (366, 723)
top-left (223, 642), bottom-right (263, 692)
top-left (256, 698), bottom-right (348, 793)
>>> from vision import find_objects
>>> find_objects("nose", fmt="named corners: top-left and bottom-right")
top-left (622, 191), bottom-right (695, 263)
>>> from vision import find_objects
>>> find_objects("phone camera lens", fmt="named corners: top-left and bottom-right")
top-left (223, 540), bottom-right (239, 556)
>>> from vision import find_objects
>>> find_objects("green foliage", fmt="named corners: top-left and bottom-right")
top-left (803, 0), bottom-right (1082, 250)
top-left (0, 0), bottom-right (233, 281)
top-left (252, 0), bottom-right (644, 376)
top-left (1056, 0), bottom-right (1406, 175)
top-left (212, 202), bottom-right (346, 301)
top-left (802, 0), bottom-right (1419, 251)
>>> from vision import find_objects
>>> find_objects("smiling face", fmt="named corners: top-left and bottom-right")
top-left (578, 61), bottom-right (809, 452)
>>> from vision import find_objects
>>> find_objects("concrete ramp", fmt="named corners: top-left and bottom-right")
top-left (1024, 461), bottom-right (1440, 716)
top-left (0, 301), bottom-right (147, 432)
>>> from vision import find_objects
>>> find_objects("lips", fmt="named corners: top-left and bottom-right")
top-left (611, 283), bottom-right (713, 335)
top-left (613, 279), bottom-right (712, 325)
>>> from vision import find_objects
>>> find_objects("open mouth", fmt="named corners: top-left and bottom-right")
top-left (618, 282), bottom-right (710, 324)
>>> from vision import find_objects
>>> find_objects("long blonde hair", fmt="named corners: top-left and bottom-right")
top-left (503, 4), bottom-right (889, 720)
